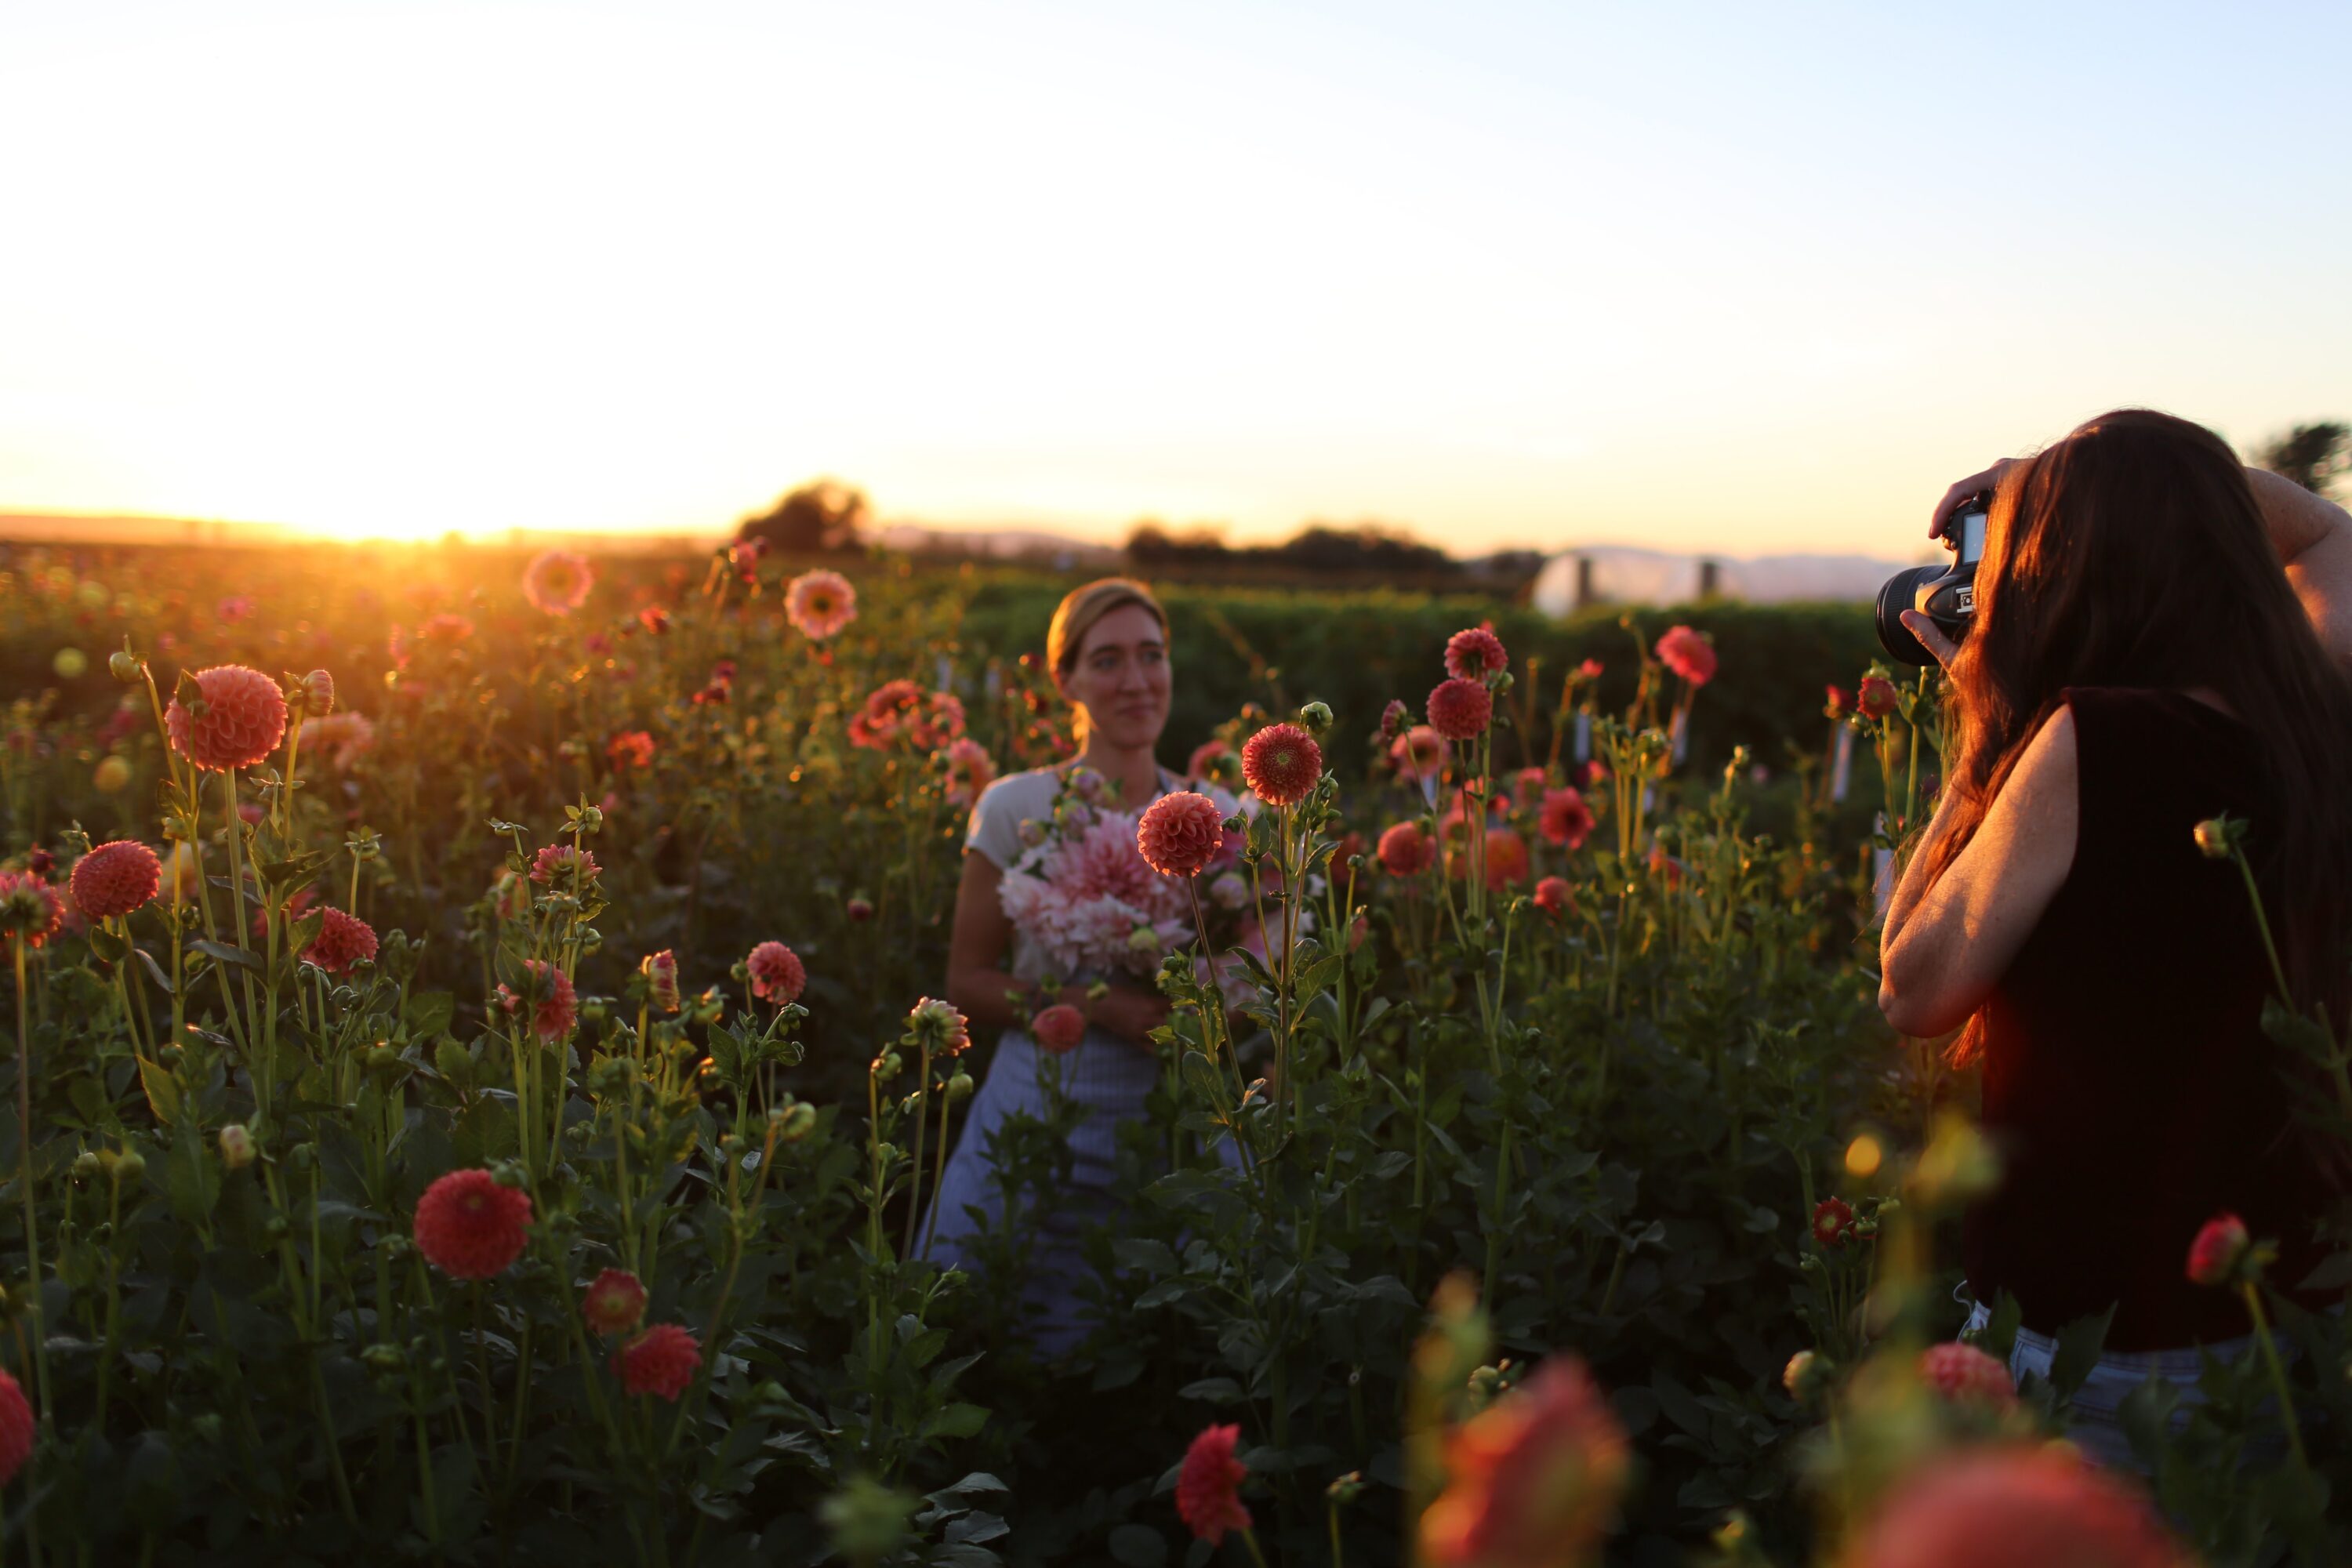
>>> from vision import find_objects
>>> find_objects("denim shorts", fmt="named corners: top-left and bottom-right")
top-left (1959, 1298), bottom-right (2255, 1473)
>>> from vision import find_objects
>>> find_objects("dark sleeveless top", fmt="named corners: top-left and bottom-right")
top-left (1962, 687), bottom-right (2336, 1350)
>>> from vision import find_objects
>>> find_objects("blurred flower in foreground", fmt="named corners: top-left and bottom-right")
top-left (1840, 1446), bottom-right (2187, 1568)
top-left (1421, 1356), bottom-right (1629, 1568)
top-left (522, 550), bottom-right (593, 616)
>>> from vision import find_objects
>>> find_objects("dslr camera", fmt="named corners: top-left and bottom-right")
top-left (1875, 488), bottom-right (1990, 665)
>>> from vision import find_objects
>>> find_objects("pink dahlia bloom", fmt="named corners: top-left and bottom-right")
top-left (303, 906), bottom-right (379, 975)
top-left (1538, 788), bottom-right (1595, 850)
top-left (499, 960), bottom-right (579, 1042)
top-left (165, 665), bottom-right (289, 771)
top-left (1176, 1424), bottom-right (1251, 1546)
top-left (942, 737), bottom-right (996, 809)
top-left (1135, 791), bottom-right (1227, 879)
top-left (1445, 625), bottom-right (1508, 682)
top-left (531, 843), bottom-right (601, 887)
top-left (302, 711), bottom-right (376, 770)
top-left (522, 550), bottom-right (594, 616)
top-left (0, 872), bottom-right (64, 949)
top-left (70, 841), bottom-right (161, 920)
top-left (1241, 724), bottom-right (1323, 808)
top-left (1186, 739), bottom-right (1234, 785)
top-left (2186, 1212), bottom-right (2250, 1287)
top-left (1918, 1341), bottom-right (2017, 1409)
top-left (0, 1367), bottom-right (31, 1486)
top-left (1534, 876), bottom-right (1573, 918)
top-left (1421, 1357), bottom-right (1629, 1568)
top-left (1653, 624), bottom-right (1716, 686)
top-left (1427, 679), bottom-right (1493, 742)
top-left (906, 996), bottom-right (972, 1056)
top-left (641, 949), bottom-right (682, 1013)
top-left (1377, 822), bottom-right (1436, 877)
top-left (583, 1268), bottom-right (648, 1338)
top-left (1390, 724), bottom-right (1450, 783)
top-left (1032, 1002), bottom-right (1087, 1054)
top-left (413, 1169), bottom-right (533, 1279)
top-left (785, 570), bottom-right (858, 640)
top-left (1848, 1447), bottom-right (2187, 1568)
top-left (615, 1323), bottom-right (702, 1401)
top-left (746, 941), bottom-right (808, 1006)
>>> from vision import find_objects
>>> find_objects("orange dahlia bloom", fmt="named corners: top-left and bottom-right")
top-left (413, 1168), bottom-right (533, 1280)
top-left (1843, 1447), bottom-right (2189, 1568)
top-left (1242, 723), bottom-right (1323, 807)
top-left (165, 665), bottom-right (288, 771)
top-left (1377, 822), bottom-right (1436, 877)
top-left (69, 841), bottom-right (160, 920)
top-left (1421, 1356), bottom-right (1629, 1568)
top-left (1138, 791), bottom-right (1225, 877)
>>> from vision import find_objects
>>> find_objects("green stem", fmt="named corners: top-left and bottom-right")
top-left (13, 938), bottom-right (50, 1427)
top-left (2239, 1280), bottom-right (2308, 1469)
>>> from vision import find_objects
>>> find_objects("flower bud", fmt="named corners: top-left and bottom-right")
top-left (1298, 701), bottom-right (1334, 734)
top-left (847, 895), bottom-right (874, 924)
top-left (71, 1151), bottom-right (102, 1181)
top-left (777, 1102), bottom-right (818, 1142)
top-left (1379, 698), bottom-right (1409, 742)
top-left (218, 1124), bottom-right (256, 1170)
top-left (2186, 1212), bottom-right (2251, 1287)
top-left (112, 1150), bottom-right (146, 1183)
top-left (301, 669), bottom-right (335, 716)
top-left (110, 651), bottom-right (143, 684)
top-left (947, 1069), bottom-right (975, 1103)
top-left (2193, 816), bottom-right (2242, 861)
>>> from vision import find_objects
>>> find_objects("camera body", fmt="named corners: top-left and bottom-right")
top-left (1875, 489), bottom-right (1990, 665)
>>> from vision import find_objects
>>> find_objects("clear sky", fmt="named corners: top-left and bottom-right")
top-left (2, 1), bottom-right (2344, 554)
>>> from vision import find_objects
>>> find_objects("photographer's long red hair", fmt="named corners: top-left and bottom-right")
top-left (1920, 408), bottom-right (2352, 1067)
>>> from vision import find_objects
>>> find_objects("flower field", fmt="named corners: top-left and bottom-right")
top-left (0, 539), bottom-right (2344, 1566)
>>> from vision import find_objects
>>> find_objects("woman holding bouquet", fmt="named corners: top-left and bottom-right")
top-left (923, 578), bottom-right (1236, 1352)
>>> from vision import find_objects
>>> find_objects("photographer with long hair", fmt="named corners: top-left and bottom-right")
top-left (1879, 408), bottom-right (2352, 1468)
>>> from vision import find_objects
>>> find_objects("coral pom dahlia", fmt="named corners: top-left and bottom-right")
top-left (70, 840), bottom-right (161, 920)
top-left (1241, 723), bottom-right (1323, 807)
top-left (0, 1367), bottom-right (29, 1486)
top-left (1427, 679), bottom-right (1493, 742)
top-left (0, 873), bottom-right (64, 949)
top-left (785, 569), bottom-right (858, 641)
top-left (521, 549), bottom-right (594, 616)
top-left (583, 1268), bottom-right (648, 1338)
top-left (1918, 1341), bottom-right (2016, 1409)
top-left (1845, 1446), bottom-right (2187, 1568)
top-left (1176, 1423), bottom-right (1251, 1545)
top-left (499, 960), bottom-right (579, 1042)
top-left (1444, 625), bottom-right (1509, 682)
top-left (165, 665), bottom-right (288, 771)
top-left (1654, 624), bottom-right (1717, 686)
top-left (303, 906), bottom-right (379, 975)
top-left (746, 941), bottom-right (808, 1006)
top-left (1538, 788), bottom-right (1596, 850)
top-left (1534, 876), bottom-right (1573, 918)
top-left (1138, 791), bottom-right (1226, 877)
top-left (413, 1168), bottom-right (534, 1280)
top-left (530, 843), bottom-right (601, 887)
top-left (1377, 822), bottom-right (1436, 877)
top-left (1032, 1002), bottom-right (1087, 1054)
top-left (616, 1323), bottom-right (702, 1401)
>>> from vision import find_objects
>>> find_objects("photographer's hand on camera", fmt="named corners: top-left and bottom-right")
top-left (1897, 609), bottom-right (1960, 670)
top-left (1928, 459), bottom-right (2019, 543)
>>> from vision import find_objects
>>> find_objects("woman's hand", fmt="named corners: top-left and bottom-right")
top-left (1897, 609), bottom-right (1962, 670)
top-left (1928, 459), bottom-right (2019, 541)
top-left (1089, 985), bottom-right (1171, 1048)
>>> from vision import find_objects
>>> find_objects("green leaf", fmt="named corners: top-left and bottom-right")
top-left (1108, 1525), bottom-right (1167, 1567)
top-left (190, 939), bottom-right (262, 971)
top-left (132, 946), bottom-right (175, 996)
top-left (920, 1403), bottom-right (989, 1439)
top-left (405, 990), bottom-right (456, 1040)
top-left (136, 1058), bottom-right (181, 1126)
top-left (2045, 1304), bottom-right (2118, 1399)
top-left (164, 1124), bottom-right (220, 1223)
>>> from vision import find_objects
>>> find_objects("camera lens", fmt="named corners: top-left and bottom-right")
top-left (1875, 567), bottom-right (1940, 666)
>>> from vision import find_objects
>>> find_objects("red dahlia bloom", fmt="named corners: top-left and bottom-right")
top-left (70, 840), bottom-right (161, 920)
top-left (1445, 625), bottom-right (1509, 682)
top-left (413, 1168), bottom-right (534, 1279)
top-left (1847, 1447), bottom-right (2187, 1568)
top-left (1377, 822), bottom-right (1436, 877)
top-left (1176, 1423), bottom-right (1251, 1546)
top-left (0, 872), bottom-right (64, 949)
top-left (746, 941), bottom-right (808, 1006)
top-left (1534, 876), bottom-right (1573, 918)
top-left (531, 843), bottom-right (601, 887)
top-left (1242, 723), bottom-right (1323, 807)
top-left (583, 1268), bottom-right (648, 1337)
top-left (785, 569), bottom-right (858, 640)
top-left (1918, 1341), bottom-right (2016, 1409)
top-left (615, 1323), bottom-right (702, 1401)
top-left (499, 960), bottom-right (579, 1042)
top-left (1654, 625), bottom-right (1717, 686)
top-left (165, 665), bottom-right (289, 772)
top-left (608, 731), bottom-right (655, 771)
top-left (521, 550), bottom-right (593, 616)
top-left (303, 906), bottom-right (379, 975)
top-left (1427, 679), bottom-right (1493, 742)
top-left (1825, 684), bottom-right (1852, 720)
top-left (0, 1367), bottom-right (30, 1486)
top-left (1032, 1003), bottom-right (1087, 1054)
top-left (1857, 675), bottom-right (1900, 720)
top-left (2186, 1212), bottom-right (2250, 1287)
top-left (1538, 788), bottom-right (1595, 850)
top-left (1138, 791), bottom-right (1226, 877)
top-left (1421, 1357), bottom-right (1630, 1568)
top-left (1811, 1197), bottom-right (1856, 1248)
top-left (1449, 826), bottom-right (1530, 889)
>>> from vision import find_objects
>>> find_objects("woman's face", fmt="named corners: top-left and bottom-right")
top-left (1057, 604), bottom-right (1171, 750)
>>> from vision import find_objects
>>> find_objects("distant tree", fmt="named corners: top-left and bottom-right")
top-left (1125, 523), bottom-right (1231, 565)
top-left (2254, 422), bottom-right (2350, 497)
top-left (738, 479), bottom-right (869, 554)
top-left (1276, 524), bottom-right (1455, 576)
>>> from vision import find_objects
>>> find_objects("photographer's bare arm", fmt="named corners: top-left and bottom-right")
top-left (1878, 710), bottom-right (2077, 1037)
top-left (2248, 467), bottom-right (2352, 666)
